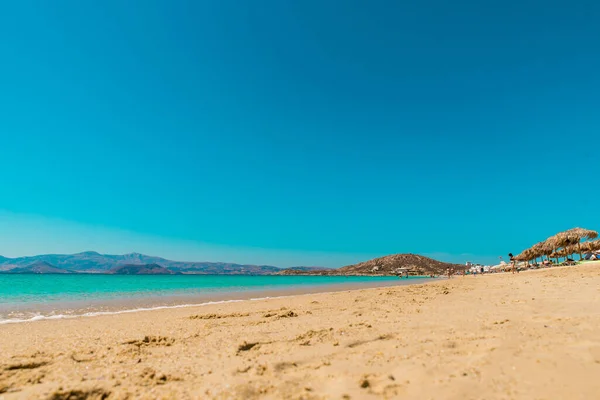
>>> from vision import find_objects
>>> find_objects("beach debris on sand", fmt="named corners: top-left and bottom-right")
top-left (123, 336), bottom-right (175, 347)
top-left (4, 361), bottom-right (49, 371)
top-left (189, 312), bottom-right (250, 320)
top-left (237, 341), bottom-right (260, 354)
top-left (47, 388), bottom-right (110, 400)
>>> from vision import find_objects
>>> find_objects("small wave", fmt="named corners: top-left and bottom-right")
top-left (0, 291), bottom-right (337, 324)
top-left (0, 299), bottom-right (245, 325)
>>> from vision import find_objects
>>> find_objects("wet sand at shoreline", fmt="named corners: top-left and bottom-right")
top-left (1, 263), bottom-right (599, 399)
top-left (0, 277), bottom-right (431, 324)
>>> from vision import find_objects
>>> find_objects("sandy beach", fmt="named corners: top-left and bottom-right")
top-left (1, 263), bottom-right (599, 399)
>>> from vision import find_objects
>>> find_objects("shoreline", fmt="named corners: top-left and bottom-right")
top-left (0, 276), bottom-right (435, 325)
top-left (1, 265), bottom-right (599, 399)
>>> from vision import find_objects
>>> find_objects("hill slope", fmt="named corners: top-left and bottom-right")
top-left (108, 264), bottom-right (177, 275)
top-left (338, 254), bottom-right (462, 276)
top-left (278, 254), bottom-right (463, 276)
top-left (5, 261), bottom-right (74, 274)
top-left (276, 266), bottom-right (330, 275)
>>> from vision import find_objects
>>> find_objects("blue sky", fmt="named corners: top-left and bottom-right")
top-left (1, 1), bottom-right (599, 267)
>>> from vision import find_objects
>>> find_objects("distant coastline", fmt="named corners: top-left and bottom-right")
top-left (0, 274), bottom-right (422, 324)
top-left (0, 251), bottom-right (460, 276)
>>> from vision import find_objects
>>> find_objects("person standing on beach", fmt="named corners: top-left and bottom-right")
top-left (509, 253), bottom-right (517, 274)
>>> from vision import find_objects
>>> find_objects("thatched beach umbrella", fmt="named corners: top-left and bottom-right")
top-left (532, 241), bottom-right (554, 263)
top-left (519, 240), bottom-right (557, 264)
top-left (587, 240), bottom-right (600, 253)
top-left (545, 231), bottom-right (570, 262)
top-left (547, 228), bottom-right (598, 261)
top-left (577, 228), bottom-right (599, 258)
top-left (514, 251), bottom-right (526, 261)
top-left (511, 227), bottom-right (598, 266)
top-left (558, 247), bottom-right (570, 258)
top-left (537, 240), bottom-right (555, 263)
top-left (548, 230), bottom-right (576, 250)
top-left (567, 228), bottom-right (598, 259)
top-left (544, 234), bottom-right (564, 263)
top-left (515, 249), bottom-right (535, 264)
top-left (525, 243), bottom-right (540, 264)
top-left (579, 241), bottom-right (593, 253)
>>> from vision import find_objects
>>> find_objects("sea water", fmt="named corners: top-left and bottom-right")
top-left (0, 274), bottom-right (431, 324)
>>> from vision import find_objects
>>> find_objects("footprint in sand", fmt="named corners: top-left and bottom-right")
top-left (123, 336), bottom-right (175, 348)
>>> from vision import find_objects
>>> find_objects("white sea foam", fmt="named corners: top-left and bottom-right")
top-left (0, 290), bottom-right (347, 324)
top-left (0, 299), bottom-right (245, 325)
top-left (0, 295), bottom-right (302, 324)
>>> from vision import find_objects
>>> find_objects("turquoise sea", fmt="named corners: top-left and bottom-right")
top-left (0, 274), bottom-right (430, 324)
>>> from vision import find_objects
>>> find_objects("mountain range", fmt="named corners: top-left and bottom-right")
top-left (108, 263), bottom-right (179, 275)
top-left (0, 252), bottom-right (286, 274)
top-left (3, 261), bottom-right (75, 274)
top-left (0, 252), bottom-right (461, 276)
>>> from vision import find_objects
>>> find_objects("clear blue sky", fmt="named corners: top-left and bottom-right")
top-left (1, 1), bottom-right (599, 267)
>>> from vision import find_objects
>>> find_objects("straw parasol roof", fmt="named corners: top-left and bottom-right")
top-left (528, 242), bottom-right (542, 257)
top-left (569, 228), bottom-right (598, 256)
top-left (515, 246), bottom-right (544, 262)
top-left (515, 228), bottom-right (599, 263)
top-left (547, 248), bottom-right (573, 259)
top-left (579, 228), bottom-right (599, 240)
top-left (544, 228), bottom-right (597, 257)
top-left (557, 248), bottom-right (570, 258)
top-left (547, 231), bottom-right (576, 250)
top-left (514, 248), bottom-right (529, 261)
top-left (586, 240), bottom-right (600, 252)
top-left (579, 241), bottom-right (594, 253)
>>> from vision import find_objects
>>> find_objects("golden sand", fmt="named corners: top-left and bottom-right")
top-left (1, 263), bottom-right (600, 399)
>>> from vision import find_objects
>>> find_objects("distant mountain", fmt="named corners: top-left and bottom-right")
top-left (3, 261), bottom-right (74, 274)
top-left (0, 251), bottom-right (461, 276)
top-left (0, 256), bottom-right (11, 271)
top-left (174, 263), bottom-right (281, 275)
top-left (288, 266), bottom-right (330, 271)
top-left (109, 264), bottom-right (177, 275)
top-left (0, 252), bottom-right (281, 274)
top-left (278, 254), bottom-right (463, 276)
top-left (337, 254), bottom-right (463, 276)
top-left (276, 266), bottom-right (331, 275)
